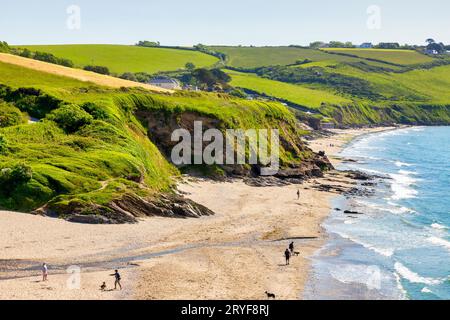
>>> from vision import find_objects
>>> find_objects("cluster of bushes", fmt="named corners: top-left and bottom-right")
top-left (194, 44), bottom-right (227, 61)
top-left (47, 104), bottom-right (94, 133)
top-left (13, 48), bottom-right (74, 67)
top-left (253, 66), bottom-right (383, 100)
top-left (83, 65), bottom-right (110, 75)
top-left (0, 134), bottom-right (7, 154)
top-left (136, 40), bottom-right (161, 47)
top-left (0, 85), bottom-right (63, 119)
top-left (0, 101), bottom-right (26, 127)
top-left (0, 163), bottom-right (33, 197)
top-left (119, 71), bottom-right (152, 83)
top-left (179, 68), bottom-right (231, 91)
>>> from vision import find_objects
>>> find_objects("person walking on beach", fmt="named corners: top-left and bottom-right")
top-left (284, 249), bottom-right (291, 265)
top-left (289, 242), bottom-right (294, 254)
top-left (297, 189), bottom-right (300, 200)
top-left (42, 263), bottom-right (48, 282)
top-left (111, 270), bottom-right (122, 290)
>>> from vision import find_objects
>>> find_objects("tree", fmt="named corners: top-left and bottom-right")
top-left (426, 42), bottom-right (445, 54)
top-left (309, 41), bottom-right (326, 49)
top-left (426, 38), bottom-right (435, 45)
top-left (0, 41), bottom-right (10, 53)
top-left (185, 62), bottom-right (196, 71)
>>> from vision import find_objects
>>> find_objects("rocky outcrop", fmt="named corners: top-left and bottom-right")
top-left (36, 194), bottom-right (215, 224)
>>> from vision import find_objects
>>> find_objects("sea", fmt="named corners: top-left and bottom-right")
top-left (304, 126), bottom-right (450, 300)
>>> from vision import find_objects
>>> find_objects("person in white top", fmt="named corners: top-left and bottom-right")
top-left (42, 263), bottom-right (48, 281)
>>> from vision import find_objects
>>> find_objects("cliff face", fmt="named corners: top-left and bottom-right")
top-left (0, 87), bottom-right (332, 224)
top-left (133, 92), bottom-right (333, 181)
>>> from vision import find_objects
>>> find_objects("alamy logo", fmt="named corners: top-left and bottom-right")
top-left (66, 5), bottom-right (81, 30)
top-left (171, 121), bottom-right (280, 176)
top-left (367, 5), bottom-right (382, 30)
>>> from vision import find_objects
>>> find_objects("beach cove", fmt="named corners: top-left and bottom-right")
top-left (0, 127), bottom-right (396, 300)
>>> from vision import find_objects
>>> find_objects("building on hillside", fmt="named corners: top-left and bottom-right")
top-left (359, 42), bottom-right (373, 48)
top-left (148, 76), bottom-right (181, 90)
top-left (183, 84), bottom-right (200, 91)
top-left (424, 49), bottom-right (439, 55)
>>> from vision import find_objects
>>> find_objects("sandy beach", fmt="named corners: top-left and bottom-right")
top-left (0, 127), bottom-right (395, 300)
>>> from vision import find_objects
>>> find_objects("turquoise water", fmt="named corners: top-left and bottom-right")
top-left (305, 127), bottom-right (450, 300)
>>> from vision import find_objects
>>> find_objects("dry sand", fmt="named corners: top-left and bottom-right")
top-left (0, 127), bottom-right (394, 300)
top-left (0, 53), bottom-right (172, 93)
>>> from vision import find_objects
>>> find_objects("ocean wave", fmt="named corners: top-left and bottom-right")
top-left (394, 262), bottom-right (443, 285)
top-left (427, 236), bottom-right (450, 251)
top-left (329, 264), bottom-right (383, 291)
top-left (389, 172), bottom-right (419, 200)
top-left (355, 199), bottom-right (415, 215)
top-left (421, 287), bottom-right (433, 294)
top-left (395, 161), bottom-right (412, 168)
top-left (335, 231), bottom-right (394, 257)
top-left (431, 223), bottom-right (447, 230)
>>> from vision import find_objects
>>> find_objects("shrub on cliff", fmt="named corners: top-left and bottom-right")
top-left (47, 104), bottom-right (93, 133)
top-left (0, 163), bottom-right (33, 196)
top-left (0, 134), bottom-right (7, 154)
top-left (0, 102), bottom-right (25, 127)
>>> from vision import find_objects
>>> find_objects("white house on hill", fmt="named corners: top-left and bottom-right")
top-left (148, 77), bottom-right (181, 90)
top-left (359, 42), bottom-right (373, 48)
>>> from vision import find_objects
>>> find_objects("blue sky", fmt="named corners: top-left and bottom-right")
top-left (0, 0), bottom-right (448, 46)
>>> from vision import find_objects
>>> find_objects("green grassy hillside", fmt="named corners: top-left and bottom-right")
top-left (15, 44), bottom-right (219, 74)
top-left (227, 70), bottom-right (351, 108)
top-left (322, 48), bottom-right (434, 65)
top-left (210, 46), bottom-right (401, 69)
top-left (0, 60), bottom-right (319, 221)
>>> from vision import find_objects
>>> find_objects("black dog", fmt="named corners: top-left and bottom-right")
top-left (265, 291), bottom-right (276, 299)
top-left (293, 251), bottom-right (300, 256)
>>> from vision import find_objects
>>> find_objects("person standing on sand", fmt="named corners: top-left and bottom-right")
top-left (42, 263), bottom-right (48, 281)
top-left (284, 249), bottom-right (291, 265)
top-left (111, 270), bottom-right (122, 290)
top-left (289, 242), bottom-right (294, 254)
top-left (297, 189), bottom-right (300, 200)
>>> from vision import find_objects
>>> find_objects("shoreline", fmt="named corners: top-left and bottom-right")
top-left (0, 126), bottom-right (397, 300)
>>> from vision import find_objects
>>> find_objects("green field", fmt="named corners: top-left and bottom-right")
top-left (15, 44), bottom-right (219, 74)
top-left (210, 46), bottom-right (398, 69)
top-left (322, 48), bottom-right (434, 65)
top-left (227, 70), bottom-right (351, 108)
top-left (326, 63), bottom-right (450, 104)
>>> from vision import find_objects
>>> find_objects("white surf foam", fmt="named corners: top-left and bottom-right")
top-left (421, 287), bottom-right (433, 294)
top-left (427, 236), bottom-right (450, 251)
top-left (394, 262), bottom-right (442, 285)
top-left (335, 231), bottom-right (394, 257)
top-left (431, 223), bottom-right (447, 230)
top-left (395, 161), bottom-right (412, 167)
top-left (390, 172), bottom-right (418, 200)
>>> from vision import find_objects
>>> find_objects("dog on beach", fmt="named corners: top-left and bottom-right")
top-left (100, 282), bottom-right (107, 291)
top-left (293, 251), bottom-right (300, 256)
top-left (265, 291), bottom-right (276, 299)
